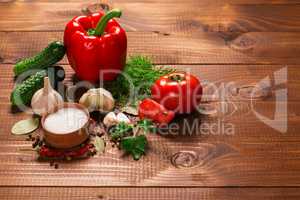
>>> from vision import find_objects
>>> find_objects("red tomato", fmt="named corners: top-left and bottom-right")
top-left (139, 98), bottom-right (175, 124)
top-left (151, 72), bottom-right (202, 114)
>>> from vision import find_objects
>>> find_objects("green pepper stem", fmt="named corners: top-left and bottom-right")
top-left (94, 8), bottom-right (122, 36)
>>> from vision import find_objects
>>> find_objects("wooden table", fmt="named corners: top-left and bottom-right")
top-left (0, 0), bottom-right (300, 199)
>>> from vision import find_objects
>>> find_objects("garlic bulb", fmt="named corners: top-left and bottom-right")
top-left (79, 88), bottom-right (115, 112)
top-left (103, 112), bottom-right (131, 128)
top-left (31, 77), bottom-right (63, 116)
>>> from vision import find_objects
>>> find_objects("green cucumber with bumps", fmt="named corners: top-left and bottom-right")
top-left (11, 70), bottom-right (47, 107)
top-left (10, 66), bottom-right (65, 107)
top-left (13, 41), bottom-right (65, 76)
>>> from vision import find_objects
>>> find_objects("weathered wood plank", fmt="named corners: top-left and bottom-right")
top-left (1, 31), bottom-right (300, 64)
top-left (9, 0), bottom-right (300, 3)
top-left (1, 1), bottom-right (300, 32)
top-left (0, 64), bottom-right (296, 141)
top-left (2, 100), bottom-right (297, 140)
top-left (0, 133), bottom-right (300, 187)
top-left (0, 187), bottom-right (300, 200)
top-left (0, 0), bottom-right (299, 191)
top-left (0, 64), bottom-right (298, 187)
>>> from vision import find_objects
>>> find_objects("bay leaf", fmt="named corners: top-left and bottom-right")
top-left (121, 106), bottom-right (138, 116)
top-left (93, 136), bottom-right (105, 153)
top-left (11, 117), bottom-right (39, 135)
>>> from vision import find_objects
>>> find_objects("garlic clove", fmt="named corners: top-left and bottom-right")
top-left (79, 92), bottom-right (89, 109)
top-left (116, 112), bottom-right (131, 123)
top-left (79, 88), bottom-right (115, 113)
top-left (96, 88), bottom-right (114, 112)
top-left (88, 93), bottom-right (100, 112)
top-left (31, 77), bottom-right (63, 116)
top-left (103, 112), bottom-right (118, 128)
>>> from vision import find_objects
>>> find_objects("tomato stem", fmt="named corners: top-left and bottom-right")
top-left (169, 74), bottom-right (185, 82)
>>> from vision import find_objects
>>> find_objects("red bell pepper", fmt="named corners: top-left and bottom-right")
top-left (64, 9), bottom-right (127, 82)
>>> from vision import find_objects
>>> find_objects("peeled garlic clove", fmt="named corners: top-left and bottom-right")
top-left (103, 112), bottom-right (118, 127)
top-left (79, 88), bottom-right (114, 113)
top-left (31, 77), bottom-right (63, 116)
top-left (116, 112), bottom-right (130, 123)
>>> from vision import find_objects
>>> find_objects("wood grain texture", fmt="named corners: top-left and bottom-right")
top-left (0, 64), bottom-right (299, 187)
top-left (1, 63), bottom-right (296, 140)
top-left (1, 31), bottom-right (300, 64)
top-left (0, 0), bottom-right (300, 197)
top-left (1, 134), bottom-right (300, 186)
top-left (7, 0), bottom-right (300, 3)
top-left (1, 0), bottom-right (300, 32)
top-left (0, 187), bottom-right (300, 200)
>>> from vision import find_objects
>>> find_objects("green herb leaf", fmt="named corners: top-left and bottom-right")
top-left (110, 56), bottom-right (175, 106)
top-left (11, 117), bottom-right (39, 135)
top-left (137, 119), bottom-right (156, 133)
top-left (93, 136), bottom-right (105, 154)
top-left (110, 122), bottom-right (133, 141)
top-left (120, 135), bottom-right (147, 160)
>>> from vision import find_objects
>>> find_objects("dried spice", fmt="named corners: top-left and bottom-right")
top-left (92, 136), bottom-right (105, 154)
top-left (11, 117), bottom-right (39, 135)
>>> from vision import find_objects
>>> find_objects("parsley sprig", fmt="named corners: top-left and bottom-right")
top-left (137, 119), bottom-right (156, 133)
top-left (110, 122), bottom-right (133, 141)
top-left (121, 135), bottom-right (147, 160)
top-left (109, 119), bottom-right (156, 160)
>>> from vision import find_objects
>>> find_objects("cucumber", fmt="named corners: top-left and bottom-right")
top-left (11, 70), bottom-right (47, 107)
top-left (10, 66), bottom-right (66, 107)
top-left (13, 41), bottom-right (65, 76)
